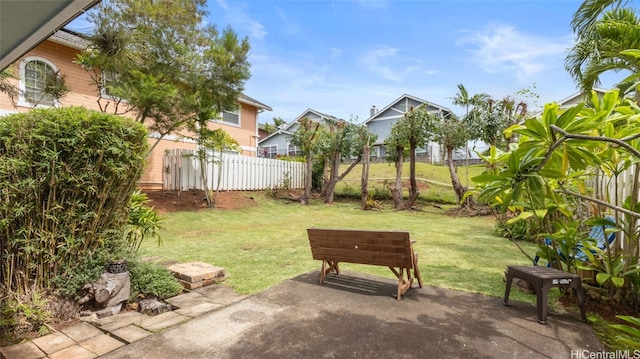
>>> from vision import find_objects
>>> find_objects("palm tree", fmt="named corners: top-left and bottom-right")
top-left (451, 84), bottom-right (489, 208)
top-left (567, 1), bottom-right (640, 100)
top-left (571, 0), bottom-right (626, 36)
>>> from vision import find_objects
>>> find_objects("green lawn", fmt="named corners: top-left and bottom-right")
top-left (335, 162), bottom-right (486, 203)
top-left (139, 192), bottom-right (538, 305)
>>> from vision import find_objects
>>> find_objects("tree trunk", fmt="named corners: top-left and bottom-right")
top-left (447, 146), bottom-right (467, 204)
top-left (361, 144), bottom-right (370, 205)
top-left (407, 139), bottom-right (419, 209)
top-left (198, 149), bottom-right (213, 207)
top-left (320, 157), bottom-right (330, 197)
top-left (392, 146), bottom-right (405, 209)
top-left (212, 150), bottom-right (223, 206)
top-left (324, 152), bottom-right (341, 204)
top-left (300, 152), bottom-right (313, 205)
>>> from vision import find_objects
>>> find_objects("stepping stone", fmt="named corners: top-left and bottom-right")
top-left (78, 334), bottom-right (125, 356)
top-left (195, 284), bottom-right (247, 306)
top-left (139, 311), bottom-right (189, 331)
top-left (165, 291), bottom-right (204, 308)
top-left (0, 341), bottom-right (45, 359)
top-left (48, 345), bottom-right (96, 359)
top-left (31, 331), bottom-right (74, 354)
top-left (110, 325), bottom-right (152, 343)
top-left (61, 322), bottom-right (103, 342)
top-left (175, 302), bottom-right (222, 317)
top-left (99, 312), bottom-right (147, 332)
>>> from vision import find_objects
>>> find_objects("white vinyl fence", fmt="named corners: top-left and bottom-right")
top-left (163, 149), bottom-right (305, 191)
top-left (585, 165), bottom-right (639, 207)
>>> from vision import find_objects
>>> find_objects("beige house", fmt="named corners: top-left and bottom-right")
top-left (0, 29), bottom-right (272, 190)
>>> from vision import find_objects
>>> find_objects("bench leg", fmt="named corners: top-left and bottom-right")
top-left (573, 282), bottom-right (587, 322)
top-left (503, 270), bottom-right (514, 306)
top-left (319, 260), bottom-right (340, 284)
top-left (538, 282), bottom-right (551, 324)
top-left (413, 252), bottom-right (423, 288)
top-left (395, 268), bottom-right (413, 300)
top-left (397, 268), bottom-right (405, 300)
top-left (319, 261), bottom-right (326, 283)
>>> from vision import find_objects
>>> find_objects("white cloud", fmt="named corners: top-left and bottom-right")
top-left (330, 48), bottom-right (343, 60)
top-left (216, 1), bottom-right (267, 40)
top-left (457, 24), bottom-right (572, 82)
top-left (359, 46), bottom-right (421, 82)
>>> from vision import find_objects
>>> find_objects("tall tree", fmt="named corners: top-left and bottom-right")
top-left (359, 127), bottom-right (377, 206)
top-left (77, 0), bottom-right (250, 153)
top-left (391, 105), bottom-right (440, 209)
top-left (452, 84), bottom-right (489, 208)
top-left (435, 115), bottom-right (468, 204)
top-left (263, 117), bottom-right (286, 134)
top-left (321, 121), bottom-right (370, 204)
top-left (290, 117), bottom-right (322, 205)
top-left (186, 120), bottom-right (240, 208)
top-left (566, 1), bottom-right (640, 100)
top-left (384, 126), bottom-right (408, 210)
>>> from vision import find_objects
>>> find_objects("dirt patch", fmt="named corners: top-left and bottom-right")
top-left (143, 190), bottom-right (258, 213)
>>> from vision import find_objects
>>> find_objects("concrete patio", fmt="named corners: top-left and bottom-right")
top-left (1, 271), bottom-right (604, 359)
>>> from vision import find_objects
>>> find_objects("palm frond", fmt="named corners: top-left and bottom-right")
top-left (571, 0), bottom-right (627, 36)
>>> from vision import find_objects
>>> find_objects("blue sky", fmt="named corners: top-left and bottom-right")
top-left (207, 0), bottom-right (621, 124)
top-left (68, 0), bottom-right (628, 124)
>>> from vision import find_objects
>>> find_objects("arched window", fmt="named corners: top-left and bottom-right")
top-left (19, 57), bottom-right (58, 107)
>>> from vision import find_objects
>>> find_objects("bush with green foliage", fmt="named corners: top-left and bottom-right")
top-left (0, 291), bottom-right (52, 343)
top-left (126, 190), bottom-right (163, 253)
top-left (495, 217), bottom-right (533, 242)
top-left (0, 106), bottom-right (148, 294)
top-left (128, 261), bottom-right (183, 300)
top-left (611, 315), bottom-right (640, 349)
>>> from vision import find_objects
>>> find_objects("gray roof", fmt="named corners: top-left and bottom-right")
top-left (239, 93), bottom-right (272, 111)
top-left (363, 93), bottom-right (452, 125)
top-left (49, 28), bottom-right (91, 50)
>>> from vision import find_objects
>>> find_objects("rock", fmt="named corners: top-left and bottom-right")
top-left (138, 298), bottom-right (173, 316)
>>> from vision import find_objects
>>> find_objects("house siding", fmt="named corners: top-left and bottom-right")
top-left (364, 94), bottom-right (450, 162)
top-left (258, 109), bottom-right (341, 157)
top-left (0, 32), bottom-right (268, 190)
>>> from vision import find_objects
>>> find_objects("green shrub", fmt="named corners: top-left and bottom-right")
top-left (0, 107), bottom-right (148, 293)
top-left (126, 190), bottom-right (162, 253)
top-left (0, 291), bottom-right (52, 343)
top-left (496, 218), bottom-right (534, 242)
top-left (128, 261), bottom-right (183, 300)
top-left (52, 245), bottom-right (126, 300)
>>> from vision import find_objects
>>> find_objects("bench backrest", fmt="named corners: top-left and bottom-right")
top-left (307, 228), bottom-right (414, 269)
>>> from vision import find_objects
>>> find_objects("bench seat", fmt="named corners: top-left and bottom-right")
top-left (307, 228), bottom-right (423, 300)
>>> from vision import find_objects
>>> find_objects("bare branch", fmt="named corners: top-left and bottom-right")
top-left (556, 188), bottom-right (640, 218)
top-left (550, 124), bottom-right (640, 158)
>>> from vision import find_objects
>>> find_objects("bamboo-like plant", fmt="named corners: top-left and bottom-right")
top-left (0, 107), bottom-right (148, 294)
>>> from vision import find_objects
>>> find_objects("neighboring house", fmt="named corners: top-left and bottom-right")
top-left (258, 123), bottom-right (270, 141)
top-left (362, 93), bottom-right (452, 163)
top-left (0, 28), bottom-right (272, 190)
top-left (557, 88), bottom-right (608, 108)
top-left (258, 108), bottom-right (343, 158)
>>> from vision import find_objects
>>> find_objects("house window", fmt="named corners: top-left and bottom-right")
top-left (20, 57), bottom-right (57, 107)
top-left (100, 70), bottom-right (117, 98)
top-left (288, 144), bottom-right (299, 156)
top-left (261, 145), bottom-right (277, 158)
top-left (219, 107), bottom-right (240, 126)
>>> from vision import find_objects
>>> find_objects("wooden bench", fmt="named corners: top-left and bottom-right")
top-left (307, 228), bottom-right (423, 300)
